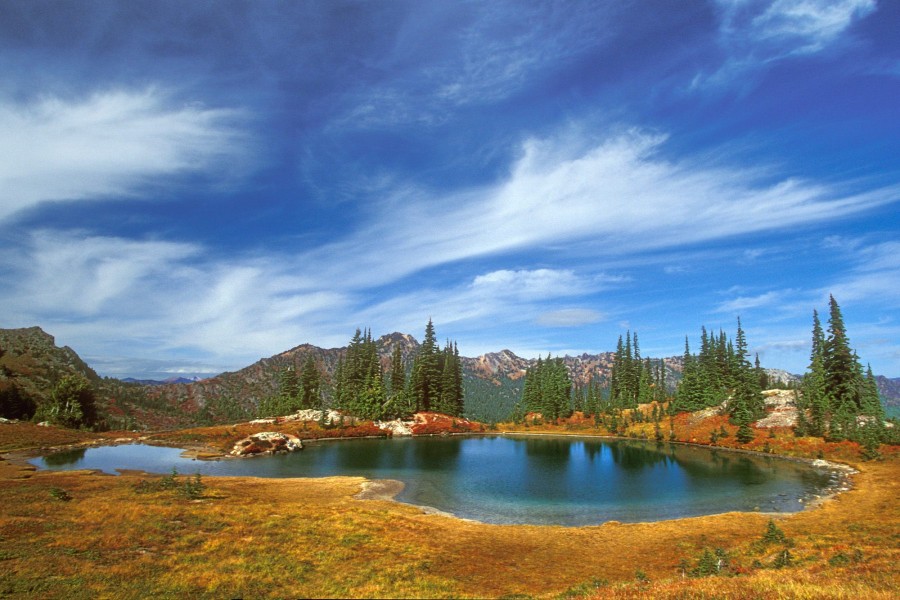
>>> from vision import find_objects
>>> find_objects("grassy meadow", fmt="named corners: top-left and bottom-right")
top-left (0, 417), bottom-right (897, 599)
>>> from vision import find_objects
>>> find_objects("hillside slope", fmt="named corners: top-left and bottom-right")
top-left (0, 327), bottom-right (180, 428)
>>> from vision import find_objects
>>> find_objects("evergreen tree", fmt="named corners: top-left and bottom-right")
top-left (729, 317), bottom-right (765, 423)
top-left (799, 297), bottom-right (884, 442)
top-left (802, 310), bottom-right (829, 436)
top-left (823, 296), bottom-right (861, 418)
top-left (411, 319), bottom-right (441, 412)
top-left (755, 353), bottom-right (769, 390)
top-left (439, 341), bottom-right (457, 414)
top-left (332, 328), bottom-right (385, 419)
top-left (389, 345), bottom-right (406, 396)
top-left (453, 342), bottom-right (464, 416)
top-left (43, 374), bottom-right (97, 429)
top-left (299, 355), bottom-right (321, 410)
top-left (279, 366), bottom-right (301, 405)
top-left (408, 321), bottom-right (463, 416)
top-left (0, 383), bottom-right (35, 420)
top-left (862, 365), bottom-right (884, 420)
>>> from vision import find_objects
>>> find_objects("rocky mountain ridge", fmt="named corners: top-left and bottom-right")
top-left (2, 325), bottom-right (894, 428)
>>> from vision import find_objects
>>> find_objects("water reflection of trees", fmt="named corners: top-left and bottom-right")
top-left (42, 447), bottom-right (86, 466)
top-left (606, 441), bottom-right (677, 470)
top-left (411, 437), bottom-right (461, 470)
top-left (668, 446), bottom-right (773, 484)
top-left (328, 437), bottom-right (463, 472)
top-left (523, 438), bottom-right (572, 461)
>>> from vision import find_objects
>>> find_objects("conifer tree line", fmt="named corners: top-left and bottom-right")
top-left (671, 319), bottom-right (767, 441)
top-left (333, 328), bottom-right (390, 420)
top-left (608, 331), bottom-right (667, 408)
top-left (259, 354), bottom-right (322, 417)
top-left (514, 323), bottom-right (766, 439)
top-left (518, 356), bottom-right (572, 421)
top-left (796, 295), bottom-right (885, 445)
top-left (513, 335), bottom-right (667, 431)
top-left (409, 319), bottom-right (464, 416)
top-left (262, 319), bottom-right (463, 421)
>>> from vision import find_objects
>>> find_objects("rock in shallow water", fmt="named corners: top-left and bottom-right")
top-left (231, 431), bottom-right (303, 456)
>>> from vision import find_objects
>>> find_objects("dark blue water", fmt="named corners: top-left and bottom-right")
top-left (32, 435), bottom-right (836, 526)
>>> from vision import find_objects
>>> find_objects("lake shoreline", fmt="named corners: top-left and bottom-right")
top-left (20, 431), bottom-right (853, 527)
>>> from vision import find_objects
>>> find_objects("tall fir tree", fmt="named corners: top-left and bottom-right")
top-left (299, 354), bottom-right (322, 410)
top-left (411, 319), bottom-right (441, 412)
top-left (801, 310), bottom-right (829, 436)
top-left (408, 321), bottom-right (463, 416)
top-left (800, 297), bottom-right (884, 442)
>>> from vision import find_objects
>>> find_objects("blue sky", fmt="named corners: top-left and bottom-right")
top-left (1, 0), bottom-right (899, 379)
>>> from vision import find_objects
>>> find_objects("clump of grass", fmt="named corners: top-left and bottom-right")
top-left (133, 468), bottom-right (205, 500)
top-left (829, 549), bottom-right (864, 567)
top-left (49, 487), bottom-right (72, 502)
top-left (685, 547), bottom-right (729, 578)
top-left (772, 548), bottom-right (793, 569)
top-left (557, 578), bottom-right (608, 599)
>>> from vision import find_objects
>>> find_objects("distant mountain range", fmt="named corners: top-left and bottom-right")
top-left (2, 325), bottom-right (897, 428)
top-left (875, 376), bottom-right (900, 418)
top-left (121, 376), bottom-right (205, 386)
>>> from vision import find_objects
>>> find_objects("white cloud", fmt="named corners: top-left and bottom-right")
top-left (0, 231), bottom-right (350, 370)
top-left (716, 290), bottom-right (786, 313)
top-left (536, 308), bottom-right (605, 327)
top-left (743, 0), bottom-right (876, 55)
top-left (15, 231), bottom-right (201, 316)
top-left (470, 269), bottom-right (592, 300)
top-left (335, 3), bottom-right (619, 128)
top-left (0, 89), bottom-right (248, 221)
top-left (354, 268), bottom-right (610, 334)
top-left (304, 128), bottom-right (898, 289)
top-left (5, 122), bottom-right (897, 377)
top-left (697, 0), bottom-right (876, 90)
top-left (825, 241), bottom-right (900, 304)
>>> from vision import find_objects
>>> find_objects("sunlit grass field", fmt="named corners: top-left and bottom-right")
top-left (0, 419), bottom-right (897, 598)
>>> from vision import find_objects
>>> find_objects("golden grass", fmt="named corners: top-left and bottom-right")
top-left (0, 421), bottom-right (897, 598)
top-left (0, 422), bottom-right (140, 453)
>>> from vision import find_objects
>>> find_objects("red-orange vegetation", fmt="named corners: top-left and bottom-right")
top-left (409, 412), bottom-right (484, 435)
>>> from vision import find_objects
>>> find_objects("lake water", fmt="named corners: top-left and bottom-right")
top-left (32, 435), bottom-right (838, 526)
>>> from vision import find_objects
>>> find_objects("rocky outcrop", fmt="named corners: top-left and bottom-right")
top-left (755, 389), bottom-right (799, 428)
top-left (231, 431), bottom-right (303, 456)
top-left (376, 418), bottom-right (414, 436)
top-left (466, 350), bottom-right (531, 381)
top-left (376, 412), bottom-right (484, 436)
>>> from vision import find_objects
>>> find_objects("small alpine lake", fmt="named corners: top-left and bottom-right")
top-left (32, 435), bottom-right (843, 526)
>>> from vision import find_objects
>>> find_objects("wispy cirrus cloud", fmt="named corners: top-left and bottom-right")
top-left (720, 0), bottom-right (876, 56)
top-left (354, 268), bottom-right (613, 336)
top-left (824, 240), bottom-right (900, 305)
top-left (4, 121), bottom-right (896, 375)
top-left (536, 308), bottom-right (605, 328)
top-left (695, 0), bottom-right (876, 90)
top-left (304, 127), bottom-right (899, 289)
top-left (0, 231), bottom-right (349, 370)
top-left (335, 2), bottom-right (620, 129)
top-left (0, 89), bottom-right (250, 221)
top-left (715, 290), bottom-right (788, 313)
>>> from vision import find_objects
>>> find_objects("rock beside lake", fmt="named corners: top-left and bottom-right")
top-left (755, 389), bottom-right (799, 428)
top-left (231, 431), bottom-right (303, 456)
